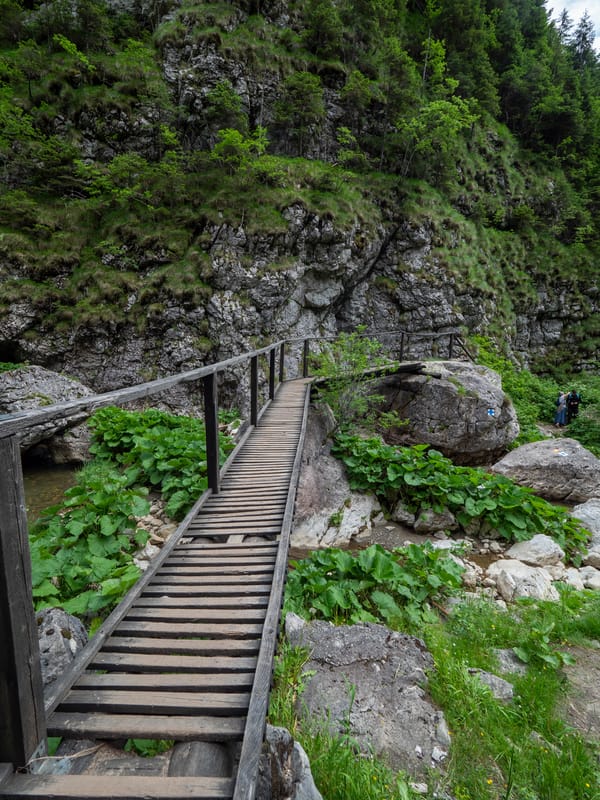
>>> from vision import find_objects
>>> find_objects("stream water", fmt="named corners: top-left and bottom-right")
top-left (22, 464), bottom-right (78, 523)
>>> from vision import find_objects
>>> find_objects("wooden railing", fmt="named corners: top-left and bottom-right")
top-left (0, 338), bottom-right (294, 770)
top-left (0, 326), bottom-right (470, 773)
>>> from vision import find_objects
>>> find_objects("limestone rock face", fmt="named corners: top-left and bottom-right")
top-left (491, 438), bottom-right (600, 503)
top-left (376, 361), bottom-right (519, 465)
top-left (285, 614), bottom-right (449, 777)
top-left (0, 365), bottom-right (93, 460)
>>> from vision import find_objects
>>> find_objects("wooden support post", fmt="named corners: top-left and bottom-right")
top-left (250, 355), bottom-right (258, 427)
top-left (203, 373), bottom-right (220, 495)
top-left (0, 435), bottom-right (46, 769)
top-left (279, 342), bottom-right (285, 384)
top-left (268, 348), bottom-right (276, 400)
top-left (302, 339), bottom-right (310, 378)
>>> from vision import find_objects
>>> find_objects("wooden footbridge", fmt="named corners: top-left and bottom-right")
top-left (0, 330), bottom-right (470, 800)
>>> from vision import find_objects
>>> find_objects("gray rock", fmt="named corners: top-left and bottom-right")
top-left (36, 607), bottom-right (88, 688)
top-left (291, 405), bottom-right (380, 549)
top-left (571, 498), bottom-right (600, 550)
top-left (256, 726), bottom-right (323, 800)
top-left (468, 669), bottom-right (514, 701)
top-left (376, 361), bottom-right (519, 465)
top-left (505, 534), bottom-right (565, 567)
top-left (285, 616), bottom-right (448, 776)
top-left (491, 439), bottom-right (600, 504)
top-left (579, 565), bottom-right (600, 590)
top-left (414, 508), bottom-right (458, 534)
top-left (486, 559), bottom-right (560, 602)
top-left (0, 366), bottom-right (93, 461)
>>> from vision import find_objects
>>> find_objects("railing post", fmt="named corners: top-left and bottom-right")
top-left (0, 434), bottom-right (46, 768)
top-left (302, 339), bottom-right (310, 378)
top-left (448, 333), bottom-right (454, 359)
top-left (203, 373), bottom-right (220, 495)
top-left (268, 347), bottom-right (276, 400)
top-left (399, 332), bottom-right (405, 361)
top-left (279, 342), bottom-right (285, 384)
top-left (250, 355), bottom-right (258, 426)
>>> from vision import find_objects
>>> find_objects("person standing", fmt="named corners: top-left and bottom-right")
top-left (566, 390), bottom-right (581, 424)
top-left (555, 391), bottom-right (567, 427)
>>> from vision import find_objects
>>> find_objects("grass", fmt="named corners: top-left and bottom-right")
top-left (270, 585), bottom-right (600, 800)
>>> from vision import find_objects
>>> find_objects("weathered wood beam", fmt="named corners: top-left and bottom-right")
top-left (0, 436), bottom-right (45, 768)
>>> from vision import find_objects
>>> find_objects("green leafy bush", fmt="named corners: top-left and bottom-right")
top-left (284, 543), bottom-right (464, 631)
top-left (88, 406), bottom-right (235, 520)
top-left (332, 433), bottom-right (588, 561)
top-left (312, 326), bottom-right (393, 428)
top-left (29, 461), bottom-right (150, 618)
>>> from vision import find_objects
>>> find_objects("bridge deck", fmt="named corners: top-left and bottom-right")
top-left (0, 379), bottom-right (311, 800)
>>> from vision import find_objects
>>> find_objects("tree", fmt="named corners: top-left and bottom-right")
top-left (205, 80), bottom-right (248, 134)
top-left (209, 126), bottom-right (268, 174)
top-left (396, 95), bottom-right (478, 181)
top-left (274, 72), bottom-right (325, 156)
top-left (303, 0), bottom-right (343, 59)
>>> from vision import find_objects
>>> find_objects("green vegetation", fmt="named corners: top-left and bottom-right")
top-left (88, 406), bottom-right (235, 520)
top-left (0, 1), bottom-right (599, 363)
top-left (285, 542), bottom-right (464, 629)
top-left (332, 434), bottom-right (588, 562)
top-left (311, 326), bottom-right (393, 429)
top-left (270, 642), bottom-right (416, 800)
top-left (274, 557), bottom-right (600, 800)
top-left (29, 460), bottom-right (150, 618)
top-left (30, 407), bottom-right (234, 621)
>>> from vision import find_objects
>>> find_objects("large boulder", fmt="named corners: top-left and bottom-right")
top-left (292, 405), bottom-right (380, 550)
top-left (491, 438), bottom-right (600, 504)
top-left (375, 361), bottom-right (519, 465)
top-left (285, 614), bottom-right (450, 777)
top-left (0, 365), bottom-right (93, 462)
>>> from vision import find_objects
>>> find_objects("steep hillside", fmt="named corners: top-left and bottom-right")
top-left (1, 0), bottom-right (599, 392)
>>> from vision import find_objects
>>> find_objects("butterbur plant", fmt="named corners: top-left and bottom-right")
top-left (284, 543), bottom-right (464, 632)
top-left (332, 434), bottom-right (589, 562)
top-left (29, 461), bottom-right (150, 618)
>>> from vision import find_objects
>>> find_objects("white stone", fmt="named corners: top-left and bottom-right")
top-left (564, 568), bottom-right (585, 591)
top-left (579, 566), bottom-right (600, 590)
top-left (486, 559), bottom-right (559, 602)
top-left (583, 549), bottom-right (600, 569)
top-left (505, 534), bottom-right (565, 567)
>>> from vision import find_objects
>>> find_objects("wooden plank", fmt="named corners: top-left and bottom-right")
top-left (162, 555), bottom-right (277, 565)
top-left (47, 712), bottom-right (245, 741)
top-left (125, 608), bottom-right (266, 624)
top-left (74, 673), bottom-right (255, 692)
top-left (103, 637), bottom-right (260, 656)
top-left (58, 689), bottom-right (250, 715)
top-left (0, 774), bottom-right (235, 800)
top-left (155, 567), bottom-right (273, 579)
top-left (140, 584), bottom-right (271, 596)
top-left (113, 621), bottom-right (263, 639)
top-left (131, 596), bottom-right (268, 609)
top-left (143, 576), bottom-right (272, 589)
top-left (0, 435), bottom-right (46, 766)
top-left (233, 381), bottom-right (311, 800)
top-left (88, 653), bottom-right (257, 673)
